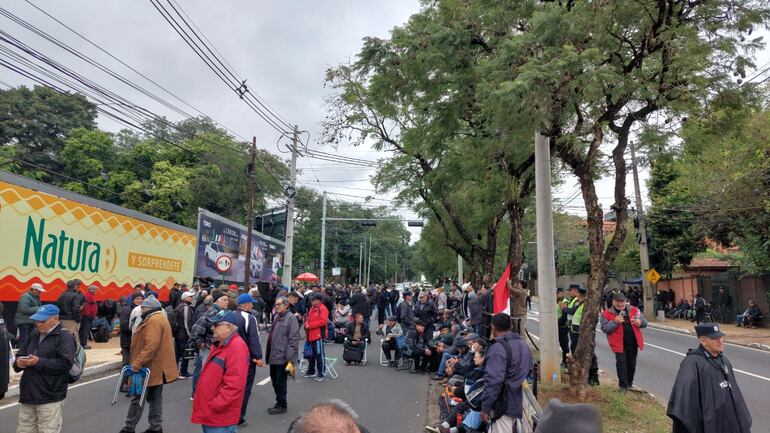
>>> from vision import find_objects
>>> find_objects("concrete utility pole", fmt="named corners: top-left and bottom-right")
top-left (366, 235), bottom-right (372, 286)
top-left (281, 126), bottom-right (299, 288)
top-left (457, 255), bottom-right (463, 285)
top-left (359, 242), bottom-right (363, 286)
top-left (243, 137), bottom-right (257, 286)
top-left (630, 140), bottom-right (654, 317)
top-left (320, 191), bottom-right (327, 286)
top-left (534, 131), bottom-right (560, 383)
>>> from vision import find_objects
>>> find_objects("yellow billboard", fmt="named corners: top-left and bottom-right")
top-left (0, 175), bottom-right (196, 301)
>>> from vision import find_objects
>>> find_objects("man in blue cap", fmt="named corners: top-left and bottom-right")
top-left (234, 293), bottom-right (263, 427)
top-left (667, 323), bottom-right (751, 433)
top-left (14, 304), bottom-right (77, 433)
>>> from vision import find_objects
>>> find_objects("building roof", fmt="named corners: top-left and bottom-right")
top-left (686, 258), bottom-right (734, 269)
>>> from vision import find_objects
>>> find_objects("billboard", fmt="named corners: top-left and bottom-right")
top-left (195, 209), bottom-right (284, 284)
top-left (0, 171), bottom-right (197, 302)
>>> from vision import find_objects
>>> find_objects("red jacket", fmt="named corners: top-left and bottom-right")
top-left (191, 332), bottom-right (249, 427)
top-left (305, 304), bottom-right (329, 342)
top-left (601, 306), bottom-right (644, 353)
top-left (82, 291), bottom-right (97, 318)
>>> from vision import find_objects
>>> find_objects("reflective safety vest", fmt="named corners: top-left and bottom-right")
top-left (571, 302), bottom-right (585, 333)
top-left (566, 297), bottom-right (578, 323)
top-left (556, 298), bottom-right (569, 323)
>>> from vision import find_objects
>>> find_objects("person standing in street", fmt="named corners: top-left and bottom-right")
top-left (189, 293), bottom-right (230, 398)
top-left (79, 285), bottom-right (98, 349)
top-left (667, 323), bottom-right (751, 433)
top-left (304, 293), bottom-right (329, 381)
top-left (480, 313), bottom-right (533, 433)
top-left (119, 293), bottom-right (144, 393)
top-left (15, 283), bottom-right (44, 350)
top-left (191, 311), bottom-right (249, 433)
top-left (414, 292), bottom-right (438, 337)
top-left (234, 294), bottom-right (263, 427)
top-left (266, 297), bottom-right (300, 415)
top-left (119, 295), bottom-right (179, 433)
top-left (13, 305), bottom-right (77, 433)
top-left (507, 279), bottom-right (529, 336)
top-left (600, 292), bottom-right (647, 391)
top-left (556, 288), bottom-right (570, 367)
top-left (0, 303), bottom-right (10, 400)
top-left (567, 286), bottom-right (599, 386)
top-left (174, 291), bottom-right (194, 378)
top-left (56, 279), bottom-right (82, 337)
top-left (397, 291), bottom-right (416, 331)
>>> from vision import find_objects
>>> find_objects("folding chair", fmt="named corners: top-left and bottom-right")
top-left (324, 357), bottom-right (339, 379)
top-left (112, 366), bottom-right (151, 407)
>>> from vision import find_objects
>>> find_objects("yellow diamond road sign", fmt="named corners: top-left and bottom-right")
top-left (646, 268), bottom-right (661, 285)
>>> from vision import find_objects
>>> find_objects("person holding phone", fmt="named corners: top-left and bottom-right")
top-left (600, 292), bottom-right (647, 391)
top-left (13, 304), bottom-right (77, 433)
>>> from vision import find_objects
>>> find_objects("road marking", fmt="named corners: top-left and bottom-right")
top-left (0, 372), bottom-right (121, 412)
top-left (646, 343), bottom-right (770, 383)
top-left (257, 377), bottom-right (271, 385)
top-left (647, 326), bottom-right (770, 355)
top-left (527, 316), bottom-right (540, 323)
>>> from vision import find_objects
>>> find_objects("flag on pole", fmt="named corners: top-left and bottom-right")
top-left (493, 264), bottom-right (512, 315)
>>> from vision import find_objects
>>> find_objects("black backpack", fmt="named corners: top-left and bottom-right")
top-left (165, 306), bottom-right (178, 334)
top-left (92, 325), bottom-right (109, 343)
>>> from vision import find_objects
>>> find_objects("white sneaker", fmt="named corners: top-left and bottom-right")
top-left (314, 376), bottom-right (326, 382)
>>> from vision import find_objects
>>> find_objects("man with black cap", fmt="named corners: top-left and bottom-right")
top-left (56, 279), bottom-right (82, 336)
top-left (381, 316), bottom-right (403, 367)
top-left (404, 319), bottom-right (432, 373)
top-left (567, 286), bottom-right (599, 386)
top-left (600, 291), bottom-right (647, 391)
top-left (563, 284), bottom-right (580, 352)
top-left (396, 291), bottom-right (415, 330)
top-left (555, 288), bottom-right (570, 367)
top-left (667, 323), bottom-right (751, 433)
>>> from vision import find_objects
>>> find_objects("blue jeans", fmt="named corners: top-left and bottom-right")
top-left (192, 347), bottom-right (210, 396)
top-left (201, 426), bottom-right (236, 433)
top-left (437, 352), bottom-right (458, 377)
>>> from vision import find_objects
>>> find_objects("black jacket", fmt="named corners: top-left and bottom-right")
top-left (345, 321), bottom-right (371, 342)
top-left (119, 303), bottom-right (133, 350)
top-left (56, 288), bottom-right (82, 322)
top-left (0, 315), bottom-right (9, 397)
top-left (168, 288), bottom-right (181, 310)
top-left (13, 324), bottom-right (77, 404)
top-left (349, 292), bottom-right (369, 317)
top-left (415, 301), bottom-right (438, 327)
top-left (174, 302), bottom-right (193, 340)
top-left (404, 329), bottom-right (430, 356)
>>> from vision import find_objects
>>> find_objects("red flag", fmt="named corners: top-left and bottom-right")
top-left (493, 264), bottom-right (512, 315)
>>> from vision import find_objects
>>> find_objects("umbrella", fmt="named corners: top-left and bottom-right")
top-left (294, 272), bottom-right (319, 282)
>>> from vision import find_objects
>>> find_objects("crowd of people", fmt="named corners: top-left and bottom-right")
top-left (0, 276), bottom-right (758, 433)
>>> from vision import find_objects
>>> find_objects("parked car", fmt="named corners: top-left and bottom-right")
top-left (204, 241), bottom-right (235, 268)
top-left (249, 249), bottom-right (264, 278)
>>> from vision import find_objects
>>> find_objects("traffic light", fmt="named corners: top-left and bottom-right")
top-left (407, 220), bottom-right (424, 227)
top-left (361, 220), bottom-right (377, 227)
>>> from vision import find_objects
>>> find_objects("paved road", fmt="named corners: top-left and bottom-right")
top-left (526, 304), bottom-right (770, 433)
top-left (0, 324), bottom-right (430, 433)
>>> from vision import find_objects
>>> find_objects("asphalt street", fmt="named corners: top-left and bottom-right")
top-left (526, 304), bottom-right (770, 433)
top-left (0, 322), bottom-right (431, 433)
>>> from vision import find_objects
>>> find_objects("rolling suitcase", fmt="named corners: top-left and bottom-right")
top-left (343, 346), bottom-right (364, 363)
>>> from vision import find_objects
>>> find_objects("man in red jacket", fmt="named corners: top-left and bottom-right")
top-left (191, 311), bottom-right (249, 432)
top-left (600, 292), bottom-right (647, 391)
top-left (304, 293), bottom-right (329, 381)
top-left (80, 285), bottom-right (98, 349)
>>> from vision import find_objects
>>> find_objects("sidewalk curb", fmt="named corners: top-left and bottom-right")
top-left (5, 361), bottom-right (122, 399)
top-left (648, 322), bottom-right (692, 335)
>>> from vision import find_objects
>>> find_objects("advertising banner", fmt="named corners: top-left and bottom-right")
top-left (195, 209), bottom-right (284, 284)
top-left (0, 173), bottom-right (197, 301)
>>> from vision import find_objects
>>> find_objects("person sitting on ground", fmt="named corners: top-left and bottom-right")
top-left (344, 312), bottom-right (370, 352)
top-left (445, 335), bottom-right (482, 379)
top-left (737, 300), bottom-right (762, 328)
top-left (286, 399), bottom-right (370, 433)
top-left (428, 325), bottom-right (454, 372)
top-left (427, 347), bottom-right (489, 433)
top-left (381, 316), bottom-right (404, 367)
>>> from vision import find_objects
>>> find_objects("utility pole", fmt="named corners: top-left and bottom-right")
top-left (281, 125), bottom-right (299, 288)
top-left (358, 242), bottom-right (363, 286)
top-left (320, 191), bottom-right (327, 286)
top-left (243, 137), bottom-right (257, 287)
top-left (366, 235), bottom-right (372, 286)
top-left (457, 255), bottom-right (463, 285)
top-left (534, 131), bottom-right (560, 383)
top-left (630, 140), bottom-right (654, 318)
top-left (394, 253), bottom-right (398, 284)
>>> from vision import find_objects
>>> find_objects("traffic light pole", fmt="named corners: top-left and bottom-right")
top-left (630, 140), bottom-right (655, 318)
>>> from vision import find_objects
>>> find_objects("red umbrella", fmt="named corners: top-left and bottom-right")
top-left (294, 272), bottom-right (320, 282)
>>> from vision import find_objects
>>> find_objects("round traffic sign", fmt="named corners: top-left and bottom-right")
top-left (215, 255), bottom-right (233, 273)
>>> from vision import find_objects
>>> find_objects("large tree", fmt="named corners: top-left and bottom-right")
top-left (324, 0), bottom-right (536, 285)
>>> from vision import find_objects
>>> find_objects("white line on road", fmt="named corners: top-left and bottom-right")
top-left (257, 377), bottom-right (271, 386)
top-left (643, 343), bottom-right (770, 382)
top-left (0, 372), bottom-right (121, 412)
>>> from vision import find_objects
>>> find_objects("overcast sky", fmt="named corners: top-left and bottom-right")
top-left (2, 1), bottom-right (768, 244)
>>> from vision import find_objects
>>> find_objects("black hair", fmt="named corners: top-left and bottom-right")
top-left (491, 313), bottom-right (512, 331)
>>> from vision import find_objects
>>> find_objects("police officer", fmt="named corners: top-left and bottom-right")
top-left (568, 286), bottom-right (599, 386)
top-left (556, 288), bottom-right (570, 367)
top-left (563, 284), bottom-right (580, 352)
top-left (667, 323), bottom-right (751, 433)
